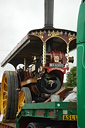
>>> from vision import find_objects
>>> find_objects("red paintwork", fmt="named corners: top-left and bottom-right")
top-left (43, 67), bottom-right (68, 74)
top-left (43, 66), bottom-right (68, 85)
top-left (68, 103), bottom-right (77, 109)
top-left (49, 51), bottom-right (67, 65)
top-left (43, 51), bottom-right (68, 85)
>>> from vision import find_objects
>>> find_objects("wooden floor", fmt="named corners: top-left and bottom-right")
top-left (0, 121), bottom-right (16, 128)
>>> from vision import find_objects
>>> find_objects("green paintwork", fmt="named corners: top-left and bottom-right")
top-left (77, 2), bottom-right (85, 43)
top-left (16, 102), bottom-right (77, 128)
top-left (16, 120), bottom-right (20, 128)
top-left (77, 1), bottom-right (85, 128)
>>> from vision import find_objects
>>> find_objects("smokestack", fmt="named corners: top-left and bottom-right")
top-left (44, 0), bottom-right (54, 27)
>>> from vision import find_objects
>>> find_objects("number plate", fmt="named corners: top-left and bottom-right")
top-left (63, 115), bottom-right (77, 121)
top-left (49, 63), bottom-right (63, 68)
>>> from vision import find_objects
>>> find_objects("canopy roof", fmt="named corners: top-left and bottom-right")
top-left (1, 28), bottom-right (76, 67)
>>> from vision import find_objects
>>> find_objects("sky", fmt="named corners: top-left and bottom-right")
top-left (0, 0), bottom-right (81, 82)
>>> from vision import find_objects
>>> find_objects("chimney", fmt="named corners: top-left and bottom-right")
top-left (44, 0), bottom-right (54, 27)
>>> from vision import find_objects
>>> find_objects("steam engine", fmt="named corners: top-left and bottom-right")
top-left (17, 50), bottom-right (73, 102)
top-left (0, 0), bottom-right (76, 120)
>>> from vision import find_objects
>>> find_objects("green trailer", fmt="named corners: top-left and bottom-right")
top-left (16, 102), bottom-right (77, 128)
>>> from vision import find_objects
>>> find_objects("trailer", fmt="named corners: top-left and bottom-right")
top-left (16, 102), bottom-right (77, 128)
top-left (0, 101), bottom-right (77, 128)
top-left (0, 0), bottom-right (85, 128)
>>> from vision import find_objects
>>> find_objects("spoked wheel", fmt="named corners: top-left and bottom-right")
top-left (1, 71), bottom-right (19, 120)
top-left (18, 87), bottom-right (32, 114)
top-left (26, 122), bottom-right (47, 128)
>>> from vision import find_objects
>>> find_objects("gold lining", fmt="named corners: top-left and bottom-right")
top-left (29, 31), bottom-right (76, 44)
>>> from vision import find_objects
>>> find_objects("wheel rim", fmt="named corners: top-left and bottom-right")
top-left (1, 74), bottom-right (8, 118)
top-left (18, 90), bottom-right (25, 114)
top-left (1, 71), bottom-right (19, 120)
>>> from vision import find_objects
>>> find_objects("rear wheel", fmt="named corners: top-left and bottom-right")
top-left (18, 87), bottom-right (32, 114)
top-left (1, 71), bottom-right (19, 119)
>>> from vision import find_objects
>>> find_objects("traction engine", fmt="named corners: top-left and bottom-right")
top-left (0, 0), bottom-right (76, 120)
top-left (17, 47), bottom-right (74, 103)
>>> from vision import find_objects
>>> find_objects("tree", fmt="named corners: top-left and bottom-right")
top-left (64, 66), bottom-right (76, 87)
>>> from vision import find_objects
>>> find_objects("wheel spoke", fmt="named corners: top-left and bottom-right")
top-left (4, 81), bottom-right (7, 86)
top-left (3, 99), bottom-right (7, 102)
top-left (22, 102), bottom-right (25, 106)
top-left (3, 90), bottom-right (7, 93)
top-left (22, 97), bottom-right (25, 103)
top-left (3, 106), bottom-right (7, 110)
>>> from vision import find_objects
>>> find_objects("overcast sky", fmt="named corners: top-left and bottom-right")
top-left (0, 0), bottom-right (81, 82)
